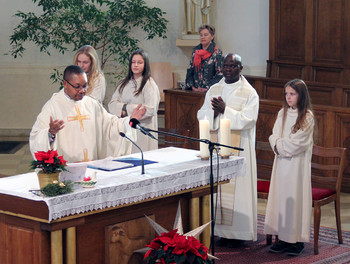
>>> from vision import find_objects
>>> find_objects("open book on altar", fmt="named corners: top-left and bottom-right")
top-left (87, 157), bottom-right (158, 171)
top-left (60, 160), bottom-right (134, 182)
top-left (87, 159), bottom-right (134, 171)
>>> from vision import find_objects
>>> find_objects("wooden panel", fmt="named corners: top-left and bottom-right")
top-left (0, 215), bottom-right (50, 264)
top-left (336, 113), bottom-right (350, 191)
top-left (343, 89), bottom-right (350, 107)
top-left (313, 67), bottom-right (343, 83)
top-left (277, 0), bottom-right (305, 60)
top-left (164, 89), bottom-right (205, 150)
top-left (176, 98), bottom-right (199, 132)
top-left (0, 194), bottom-right (49, 221)
top-left (265, 83), bottom-right (284, 100)
top-left (76, 195), bottom-right (190, 263)
top-left (256, 102), bottom-right (281, 142)
top-left (246, 75), bottom-right (350, 107)
top-left (269, 0), bottom-right (350, 84)
top-left (0, 216), bottom-right (5, 263)
top-left (307, 85), bottom-right (334, 106)
top-left (313, 0), bottom-right (343, 63)
top-left (277, 64), bottom-right (304, 79)
top-left (256, 141), bottom-right (274, 181)
top-left (344, 0), bottom-right (350, 66)
top-left (7, 226), bottom-right (36, 264)
top-left (312, 109), bottom-right (328, 146)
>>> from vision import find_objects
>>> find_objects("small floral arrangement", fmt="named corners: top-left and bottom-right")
top-left (30, 150), bottom-right (67, 173)
top-left (144, 229), bottom-right (213, 264)
top-left (41, 180), bottom-right (73, 197)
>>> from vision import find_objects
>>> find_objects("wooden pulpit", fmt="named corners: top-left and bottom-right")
top-left (164, 89), bottom-right (205, 150)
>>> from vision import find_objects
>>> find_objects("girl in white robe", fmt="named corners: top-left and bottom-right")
top-left (74, 45), bottom-right (106, 104)
top-left (108, 49), bottom-right (160, 153)
top-left (264, 79), bottom-right (314, 256)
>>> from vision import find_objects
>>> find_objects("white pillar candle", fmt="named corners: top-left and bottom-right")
top-left (220, 117), bottom-right (231, 157)
top-left (199, 119), bottom-right (210, 158)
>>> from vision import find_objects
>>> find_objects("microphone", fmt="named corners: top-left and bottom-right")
top-left (119, 132), bottom-right (145, 175)
top-left (129, 118), bottom-right (156, 139)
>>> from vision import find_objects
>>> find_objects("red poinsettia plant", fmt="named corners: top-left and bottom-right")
top-left (144, 229), bottom-right (213, 264)
top-left (30, 150), bottom-right (67, 173)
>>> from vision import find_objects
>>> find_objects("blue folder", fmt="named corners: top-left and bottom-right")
top-left (113, 157), bottom-right (158, 167)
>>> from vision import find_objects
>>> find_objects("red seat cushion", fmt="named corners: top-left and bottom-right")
top-left (257, 180), bottom-right (270, 193)
top-left (312, 187), bottom-right (336, 200)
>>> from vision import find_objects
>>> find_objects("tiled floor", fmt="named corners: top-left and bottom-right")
top-left (1, 138), bottom-right (349, 232)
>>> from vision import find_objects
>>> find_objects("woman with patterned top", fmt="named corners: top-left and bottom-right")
top-left (185, 24), bottom-right (223, 92)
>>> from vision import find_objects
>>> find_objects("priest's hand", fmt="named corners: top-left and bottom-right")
top-left (130, 104), bottom-right (146, 121)
top-left (211, 96), bottom-right (226, 115)
top-left (49, 116), bottom-right (64, 135)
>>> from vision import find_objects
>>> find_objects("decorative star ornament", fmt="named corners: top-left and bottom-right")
top-left (134, 201), bottom-right (219, 260)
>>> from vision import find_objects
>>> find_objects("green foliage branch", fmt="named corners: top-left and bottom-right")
top-left (41, 180), bottom-right (74, 197)
top-left (8, 0), bottom-right (168, 83)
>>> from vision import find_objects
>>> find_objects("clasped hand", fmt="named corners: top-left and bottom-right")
top-left (211, 96), bottom-right (225, 117)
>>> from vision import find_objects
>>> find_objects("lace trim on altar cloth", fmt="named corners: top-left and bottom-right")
top-left (48, 157), bottom-right (245, 221)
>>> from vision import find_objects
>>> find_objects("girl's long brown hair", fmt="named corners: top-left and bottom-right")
top-left (117, 49), bottom-right (151, 96)
top-left (282, 79), bottom-right (313, 133)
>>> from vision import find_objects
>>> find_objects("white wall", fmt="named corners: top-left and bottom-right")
top-left (0, 0), bottom-right (269, 133)
top-left (215, 0), bottom-right (269, 76)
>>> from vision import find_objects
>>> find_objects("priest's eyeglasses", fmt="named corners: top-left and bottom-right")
top-left (64, 79), bottom-right (89, 90)
top-left (223, 64), bottom-right (241, 69)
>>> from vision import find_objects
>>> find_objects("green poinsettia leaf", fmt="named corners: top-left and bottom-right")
top-left (174, 254), bottom-right (186, 264)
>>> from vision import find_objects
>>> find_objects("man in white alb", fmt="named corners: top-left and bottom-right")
top-left (30, 65), bottom-right (146, 163)
top-left (197, 53), bottom-right (259, 246)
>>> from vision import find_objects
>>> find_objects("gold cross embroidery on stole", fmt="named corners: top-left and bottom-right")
top-left (67, 105), bottom-right (90, 132)
top-left (83, 148), bottom-right (90, 162)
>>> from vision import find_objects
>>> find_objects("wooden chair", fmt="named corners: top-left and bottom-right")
top-left (150, 62), bottom-right (177, 116)
top-left (256, 141), bottom-right (274, 199)
top-left (311, 145), bottom-right (346, 254)
top-left (257, 144), bottom-right (347, 254)
top-left (157, 128), bottom-right (190, 149)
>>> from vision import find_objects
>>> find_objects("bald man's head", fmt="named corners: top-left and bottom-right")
top-left (222, 53), bottom-right (243, 84)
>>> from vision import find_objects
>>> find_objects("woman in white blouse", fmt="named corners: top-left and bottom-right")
top-left (108, 49), bottom-right (160, 153)
top-left (73, 45), bottom-right (106, 103)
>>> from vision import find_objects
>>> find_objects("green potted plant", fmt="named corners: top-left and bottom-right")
top-left (8, 0), bottom-right (168, 84)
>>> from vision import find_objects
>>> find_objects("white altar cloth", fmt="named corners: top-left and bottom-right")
top-left (0, 147), bottom-right (245, 221)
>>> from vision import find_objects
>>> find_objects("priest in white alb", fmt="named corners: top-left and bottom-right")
top-left (197, 53), bottom-right (259, 246)
top-left (30, 65), bottom-right (146, 163)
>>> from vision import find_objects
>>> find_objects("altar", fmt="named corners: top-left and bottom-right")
top-left (0, 147), bottom-right (245, 264)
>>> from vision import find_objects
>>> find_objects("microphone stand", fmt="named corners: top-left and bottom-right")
top-left (145, 127), bottom-right (243, 260)
top-left (119, 132), bottom-right (145, 175)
